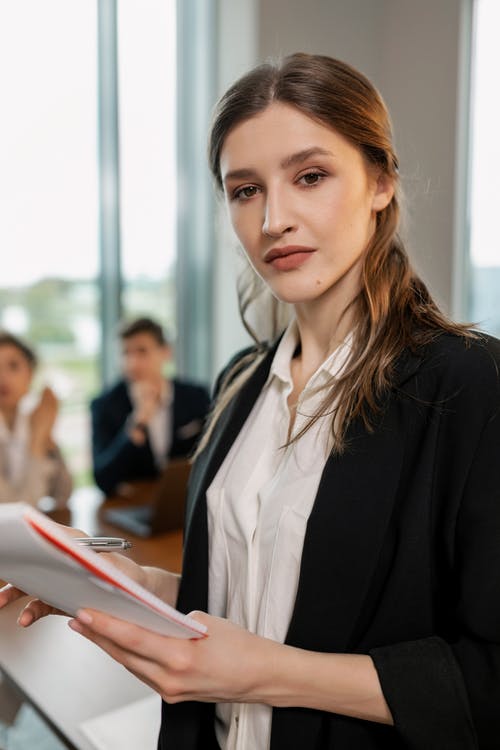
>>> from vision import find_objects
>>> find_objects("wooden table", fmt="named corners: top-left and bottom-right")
top-left (0, 485), bottom-right (184, 749)
top-left (54, 482), bottom-right (184, 571)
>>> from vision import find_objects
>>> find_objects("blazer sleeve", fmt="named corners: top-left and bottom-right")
top-left (90, 393), bottom-right (154, 495)
top-left (371, 340), bottom-right (500, 749)
top-left (171, 381), bottom-right (212, 455)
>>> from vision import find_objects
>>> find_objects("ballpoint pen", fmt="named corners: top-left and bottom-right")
top-left (74, 537), bottom-right (133, 552)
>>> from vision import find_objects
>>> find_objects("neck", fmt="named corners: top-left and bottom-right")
top-left (293, 295), bottom-right (357, 376)
top-left (0, 406), bottom-right (18, 430)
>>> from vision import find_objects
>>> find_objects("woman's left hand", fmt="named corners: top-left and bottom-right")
top-left (69, 609), bottom-right (284, 705)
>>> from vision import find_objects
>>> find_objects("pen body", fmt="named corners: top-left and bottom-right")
top-left (74, 537), bottom-right (132, 551)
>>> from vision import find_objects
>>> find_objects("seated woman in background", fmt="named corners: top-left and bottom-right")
top-left (0, 331), bottom-right (72, 507)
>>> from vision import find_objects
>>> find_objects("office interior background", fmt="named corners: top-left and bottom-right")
top-left (0, 0), bottom-right (498, 489)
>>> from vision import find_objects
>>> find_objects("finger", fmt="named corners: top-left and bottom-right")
top-left (187, 610), bottom-right (211, 628)
top-left (18, 599), bottom-right (59, 627)
top-left (74, 609), bottom-right (176, 662)
top-left (68, 618), bottom-right (171, 695)
top-left (0, 584), bottom-right (27, 607)
top-left (72, 610), bottom-right (199, 689)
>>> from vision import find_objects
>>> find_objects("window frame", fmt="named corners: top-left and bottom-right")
top-left (97, 0), bottom-right (216, 385)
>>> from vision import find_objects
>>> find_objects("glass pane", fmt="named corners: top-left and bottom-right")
top-left (0, 1), bottom-right (99, 486)
top-left (118, 0), bottom-right (177, 342)
top-left (469, 0), bottom-right (500, 334)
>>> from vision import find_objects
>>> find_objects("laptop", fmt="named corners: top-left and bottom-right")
top-left (103, 459), bottom-right (191, 538)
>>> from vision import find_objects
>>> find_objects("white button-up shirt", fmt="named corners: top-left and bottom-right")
top-left (207, 322), bottom-right (352, 749)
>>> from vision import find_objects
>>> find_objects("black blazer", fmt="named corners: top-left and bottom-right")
top-left (90, 378), bottom-right (210, 495)
top-left (160, 333), bottom-right (500, 750)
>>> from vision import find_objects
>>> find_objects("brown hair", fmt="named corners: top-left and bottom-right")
top-left (201, 53), bottom-right (473, 454)
top-left (119, 317), bottom-right (168, 347)
top-left (0, 331), bottom-right (38, 368)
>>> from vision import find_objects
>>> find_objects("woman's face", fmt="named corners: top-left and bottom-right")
top-left (0, 344), bottom-right (33, 412)
top-left (219, 102), bottom-right (393, 310)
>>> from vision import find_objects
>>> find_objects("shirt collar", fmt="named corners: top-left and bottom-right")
top-left (267, 320), bottom-right (300, 386)
top-left (160, 378), bottom-right (173, 407)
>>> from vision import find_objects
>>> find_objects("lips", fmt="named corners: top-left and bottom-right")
top-left (264, 245), bottom-right (316, 271)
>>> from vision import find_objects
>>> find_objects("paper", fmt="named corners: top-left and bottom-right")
top-left (0, 502), bottom-right (206, 639)
top-left (79, 694), bottom-right (161, 750)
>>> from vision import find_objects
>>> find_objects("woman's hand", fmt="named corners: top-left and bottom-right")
top-left (30, 386), bottom-right (58, 456)
top-left (68, 609), bottom-right (284, 705)
top-left (66, 610), bottom-right (393, 723)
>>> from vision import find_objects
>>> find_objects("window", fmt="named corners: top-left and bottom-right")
top-left (468, 0), bottom-right (500, 334)
top-left (118, 1), bottom-right (177, 330)
top-left (0, 1), bottom-right (99, 485)
top-left (0, 0), bottom-right (179, 486)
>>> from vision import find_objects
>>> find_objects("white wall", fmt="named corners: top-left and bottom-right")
top-left (212, 0), bottom-right (471, 377)
top-left (376, 0), bottom-right (471, 314)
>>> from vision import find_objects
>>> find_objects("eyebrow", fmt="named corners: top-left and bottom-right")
top-left (223, 147), bottom-right (334, 183)
top-left (280, 147), bottom-right (334, 169)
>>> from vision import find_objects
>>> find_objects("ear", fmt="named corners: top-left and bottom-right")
top-left (371, 172), bottom-right (394, 212)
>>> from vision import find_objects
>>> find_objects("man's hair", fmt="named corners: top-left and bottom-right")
top-left (119, 317), bottom-right (168, 346)
top-left (0, 330), bottom-right (38, 368)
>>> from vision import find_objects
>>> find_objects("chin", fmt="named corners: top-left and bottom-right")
top-left (268, 282), bottom-right (327, 306)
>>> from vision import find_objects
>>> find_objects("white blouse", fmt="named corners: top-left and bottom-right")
top-left (207, 322), bottom-right (352, 750)
top-left (0, 397), bottom-right (72, 508)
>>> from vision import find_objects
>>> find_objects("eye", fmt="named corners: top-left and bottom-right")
top-left (232, 185), bottom-right (261, 201)
top-left (297, 170), bottom-right (327, 187)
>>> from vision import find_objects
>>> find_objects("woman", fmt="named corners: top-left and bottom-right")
top-left (0, 331), bottom-right (72, 507)
top-left (1, 54), bottom-right (500, 749)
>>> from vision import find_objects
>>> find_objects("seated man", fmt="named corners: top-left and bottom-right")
top-left (90, 317), bottom-right (210, 495)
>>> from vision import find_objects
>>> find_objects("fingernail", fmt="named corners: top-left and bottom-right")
top-left (18, 611), bottom-right (33, 627)
top-left (76, 609), bottom-right (92, 625)
top-left (68, 619), bottom-right (82, 633)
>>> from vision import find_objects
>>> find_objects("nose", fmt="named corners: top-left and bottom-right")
top-left (262, 188), bottom-right (296, 238)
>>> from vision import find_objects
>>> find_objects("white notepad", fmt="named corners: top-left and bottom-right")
top-left (79, 694), bottom-right (161, 750)
top-left (0, 502), bottom-right (206, 639)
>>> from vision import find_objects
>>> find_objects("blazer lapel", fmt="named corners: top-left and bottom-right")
top-left (285, 398), bottom-right (406, 654)
top-left (272, 350), bottom-right (423, 748)
top-left (285, 348), bottom-right (423, 655)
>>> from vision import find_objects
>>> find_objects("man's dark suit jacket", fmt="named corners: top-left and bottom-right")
top-left (159, 333), bottom-right (500, 750)
top-left (91, 378), bottom-right (210, 495)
